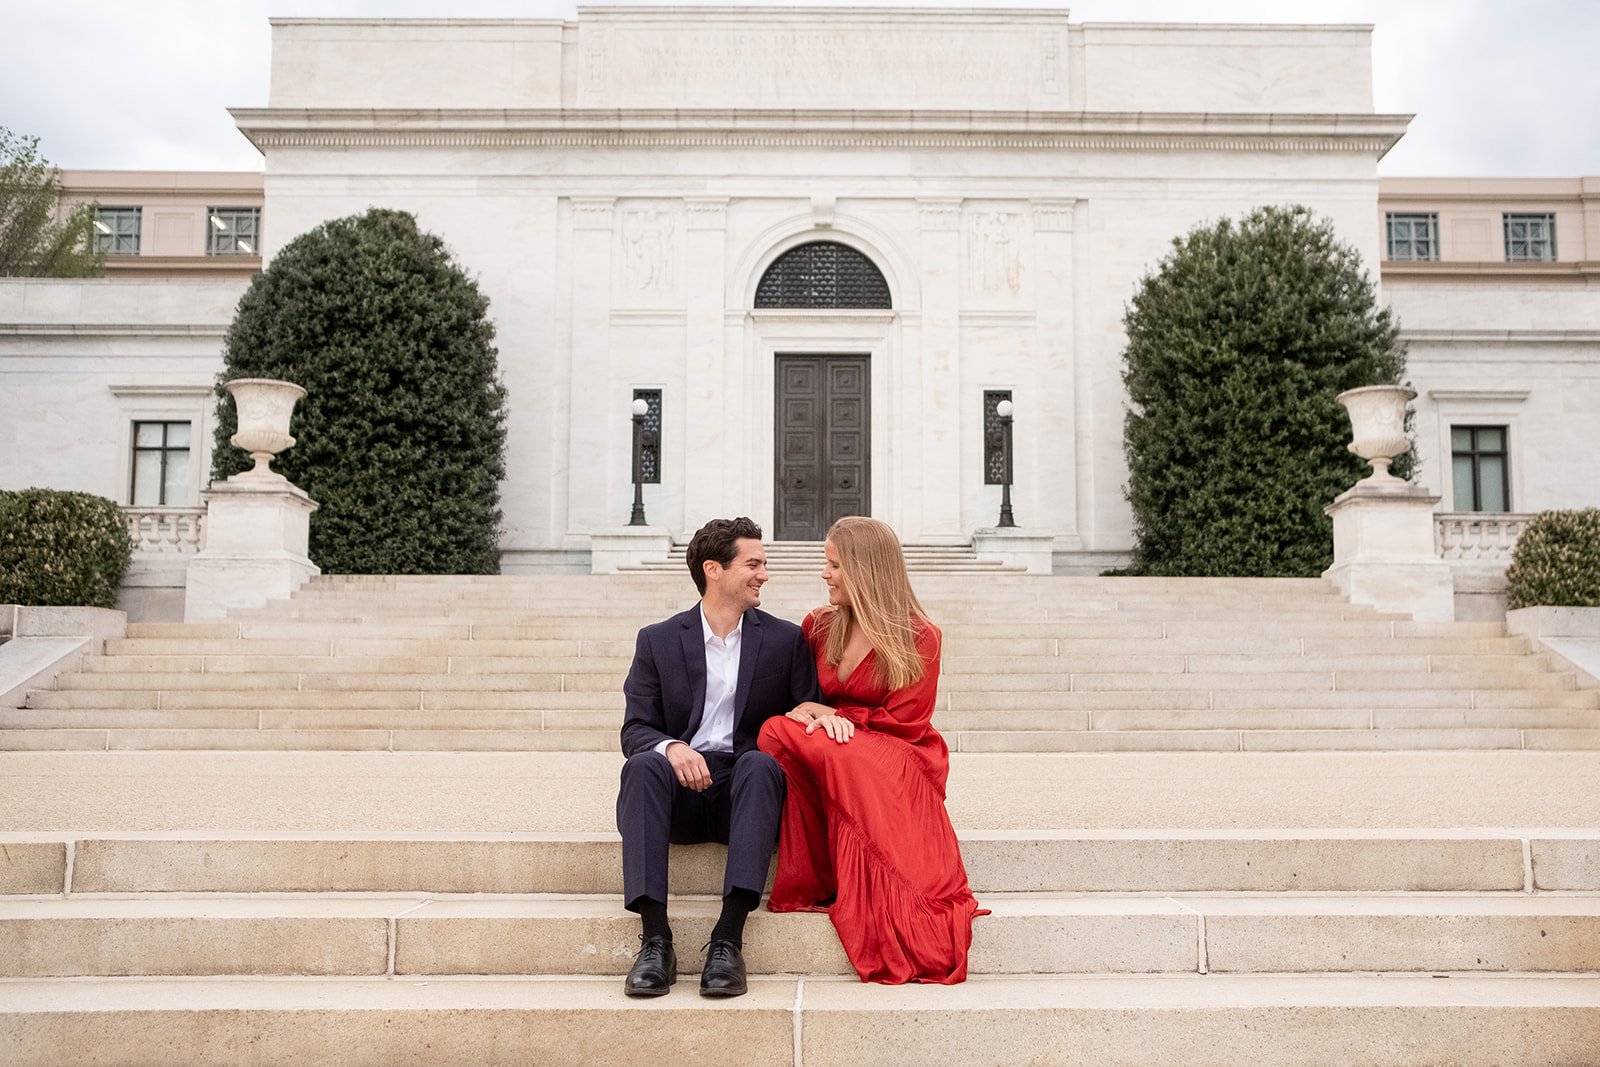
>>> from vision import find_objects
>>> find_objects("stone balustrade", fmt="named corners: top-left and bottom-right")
top-left (1435, 512), bottom-right (1533, 562)
top-left (122, 507), bottom-right (206, 554)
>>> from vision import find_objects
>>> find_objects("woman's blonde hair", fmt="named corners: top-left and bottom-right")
top-left (822, 516), bottom-right (929, 690)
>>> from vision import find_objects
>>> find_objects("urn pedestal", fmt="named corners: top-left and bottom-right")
top-left (1322, 386), bottom-right (1454, 622)
top-left (184, 379), bottom-right (321, 622)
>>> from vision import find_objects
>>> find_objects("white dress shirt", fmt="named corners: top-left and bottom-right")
top-left (655, 605), bottom-right (743, 756)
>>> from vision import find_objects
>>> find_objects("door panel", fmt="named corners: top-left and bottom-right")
top-left (774, 354), bottom-right (871, 541)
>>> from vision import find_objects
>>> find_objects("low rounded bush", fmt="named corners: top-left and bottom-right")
top-left (1505, 508), bottom-right (1600, 611)
top-left (0, 488), bottom-right (133, 608)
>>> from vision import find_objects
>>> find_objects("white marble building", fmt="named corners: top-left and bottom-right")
top-left (2, 7), bottom-right (1596, 599)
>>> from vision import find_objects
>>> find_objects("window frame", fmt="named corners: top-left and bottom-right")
top-left (111, 385), bottom-right (212, 508)
top-left (1503, 212), bottom-right (1556, 262)
top-left (207, 206), bottom-right (261, 256)
top-left (1449, 424), bottom-right (1512, 514)
top-left (1385, 211), bottom-right (1439, 262)
top-left (128, 420), bottom-right (195, 507)
top-left (92, 206), bottom-right (142, 255)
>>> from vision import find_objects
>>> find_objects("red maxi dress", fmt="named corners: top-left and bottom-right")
top-left (757, 609), bottom-right (987, 984)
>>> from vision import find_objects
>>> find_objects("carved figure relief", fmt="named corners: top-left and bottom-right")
top-left (623, 209), bottom-right (676, 293)
top-left (968, 211), bottom-right (1021, 294)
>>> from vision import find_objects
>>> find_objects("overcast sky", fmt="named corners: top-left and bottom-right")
top-left (6, 0), bottom-right (1598, 177)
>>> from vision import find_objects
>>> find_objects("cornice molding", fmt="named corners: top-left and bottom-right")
top-left (230, 108), bottom-right (1408, 155)
top-left (1402, 328), bottom-right (1600, 346)
top-left (0, 324), bottom-right (229, 338)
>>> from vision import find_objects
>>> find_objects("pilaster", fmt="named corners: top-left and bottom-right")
top-left (917, 198), bottom-right (963, 538)
top-left (684, 198), bottom-right (730, 526)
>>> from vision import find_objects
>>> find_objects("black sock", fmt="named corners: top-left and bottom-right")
top-left (638, 897), bottom-right (671, 942)
top-left (710, 888), bottom-right (760, 946)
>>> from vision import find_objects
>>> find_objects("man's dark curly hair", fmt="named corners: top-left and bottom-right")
top-left (686, 517), bottom-right (763, 594)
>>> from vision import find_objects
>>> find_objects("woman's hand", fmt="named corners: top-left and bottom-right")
top-left (806, 713), bottom-right (855, 744)
top-left (787, 701), bottom-right (832, 725)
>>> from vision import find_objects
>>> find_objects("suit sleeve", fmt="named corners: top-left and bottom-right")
top-left (620, 628), bottom-right (674, 757)
top-left (832, 624), bottom-right (941, 743)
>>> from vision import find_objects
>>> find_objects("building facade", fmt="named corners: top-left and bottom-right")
top-left (2, 8), bottom-right (1596, 603)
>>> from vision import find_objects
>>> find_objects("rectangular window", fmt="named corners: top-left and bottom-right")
top-left (1451, 425), bottom-right (1510, 512)
top-left (983, 389), bottom-right (1013, 485)
top-left (1385, 212), bottom-right (1438, 261)
top-left (207, 207), bottom-right (260, 255)
top-left (1503, 213), bottom-right (1556, 262)
top-left (92, 206), bottom-right (141, 254)
top-left (129, 421), bottom-right (193, 506)
top-left (632, 388), bottom-right (662, 484)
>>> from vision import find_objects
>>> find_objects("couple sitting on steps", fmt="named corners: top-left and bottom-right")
top-left (617, 515), bottom-right (988, 997)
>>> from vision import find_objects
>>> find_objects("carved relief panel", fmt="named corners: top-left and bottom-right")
top-left (614, 202), bottom-right (683, 306)
top-left (963, 204), bottom-right (1032, 304)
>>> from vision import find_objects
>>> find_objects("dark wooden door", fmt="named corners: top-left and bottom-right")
top-left (775, 355), bottom-right (870, 541)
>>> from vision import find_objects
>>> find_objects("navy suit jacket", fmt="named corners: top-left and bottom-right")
top-left (621, 605), bottom-right (821, 758)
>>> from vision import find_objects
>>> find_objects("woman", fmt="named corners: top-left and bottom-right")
top-left (757, 516), bottom-right (986, 984)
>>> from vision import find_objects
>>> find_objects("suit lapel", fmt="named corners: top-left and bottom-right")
top-left (679, 609), bottom-right (707, 740)
top-left (733, 609), bottom-right (763, 724)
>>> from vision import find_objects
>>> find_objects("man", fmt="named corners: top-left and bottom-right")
top-left (616, 517), bottom-right (820, 998)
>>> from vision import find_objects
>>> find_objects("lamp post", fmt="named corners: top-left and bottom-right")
top-left (628, 397), bottom-right (649, 526)
top-left (996, 398), bottom-right (1016, 528)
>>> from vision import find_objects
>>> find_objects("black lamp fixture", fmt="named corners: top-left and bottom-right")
top-left (996, 397), bottom-right (1016, 528)
top-left (628, 397), bottom-right (650, 526)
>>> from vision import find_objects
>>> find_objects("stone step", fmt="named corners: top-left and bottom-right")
top-left (949, 689), bottom-right (1600, 711)
top-left (936, 707), bottom-right (1600, 732)
top-left (2, 974), bottom-right (1596, 1066)
top-left (8, 725), bottom-right (1600, 753)
top-left (9, 830), bottom-right (1588, 896)
top-left (26, 686), bottom-right (1598, 715)
top-left (15, 705), bottom-right (1600, 739)
top-left (951, 729), bottom-right (1600, 753)
top-left (73, 650), bottom-right (1556, 677)
top-left (120, 618), bottom-right (1511, 641)
top-left (21, 689), bottom-right (621, 711)
top-left (4, 893), bottom-right (1599, 979)
top-left (35, 671), bottom-right (1577, 702)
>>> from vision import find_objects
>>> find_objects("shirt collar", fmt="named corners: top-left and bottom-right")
top-left (700, 604), bottom-right (745, 646)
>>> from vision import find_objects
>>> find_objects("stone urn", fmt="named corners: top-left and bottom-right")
top-left (225, 378), bottom-right (306, 481)
top-left (1335, 384), bottom-right (1415, 485)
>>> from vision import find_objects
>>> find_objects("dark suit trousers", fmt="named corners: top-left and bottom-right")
top-left (617, 747), bottom-right (786, 910)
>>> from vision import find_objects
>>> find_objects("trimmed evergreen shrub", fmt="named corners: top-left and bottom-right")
top-left (211, 208), bottom-right (508, 574)
top-left (1120, 204), bottom-right (1409, 577)
top-left (0, 488), bottom-right (133, 607)
top-left (1505, 508), bottom-right (1600, 610)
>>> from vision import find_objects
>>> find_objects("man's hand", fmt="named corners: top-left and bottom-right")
top-left (806, 714), bottom-right (855, 744)
top-left (786, 701), bottom-right (831, 725)
top-left (664, 741), bottom-right (712, 791)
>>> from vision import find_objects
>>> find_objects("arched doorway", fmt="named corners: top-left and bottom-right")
top-left (756, 241), bottom-right (891, 540)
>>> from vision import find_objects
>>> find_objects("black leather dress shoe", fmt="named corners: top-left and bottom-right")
top-left (624, 935), bottom-right (677, 997)
top-left (699, 938), bottom-right (748, 997)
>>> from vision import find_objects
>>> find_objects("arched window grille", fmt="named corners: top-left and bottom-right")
top-left (754, 241), bottom-right (891, 309)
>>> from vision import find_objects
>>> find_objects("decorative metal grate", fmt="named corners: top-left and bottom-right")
top-left (633, 388), bottom-right (662, 484)
top-left (755, 241), bottom-right (891, 309)
top-left (984, 390), bottom-right (1013, 485)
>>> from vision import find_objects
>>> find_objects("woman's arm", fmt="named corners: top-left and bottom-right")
top-left (832, 624), bottom-right (941, 742)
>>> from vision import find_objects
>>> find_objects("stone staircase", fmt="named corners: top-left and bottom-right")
top-left (4, 572), bottom-right (1597, 753)
top-left (3, 572), bottom-right (1599, 1062)
top-left (622, 540), bottom-right (1025, 573)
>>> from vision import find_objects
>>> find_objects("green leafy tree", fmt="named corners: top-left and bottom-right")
top-left (211, 208), bottom-right (508, 574)
top-left (1120, 204), bottom-right (1408, 577)
top-left (0, 127), bottom-right (104, 277)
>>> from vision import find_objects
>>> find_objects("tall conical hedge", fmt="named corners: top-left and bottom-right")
top-left (1120, 204), bottom-right (1409, 577)
top-left (212, 209), bottom-right (508, 574)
